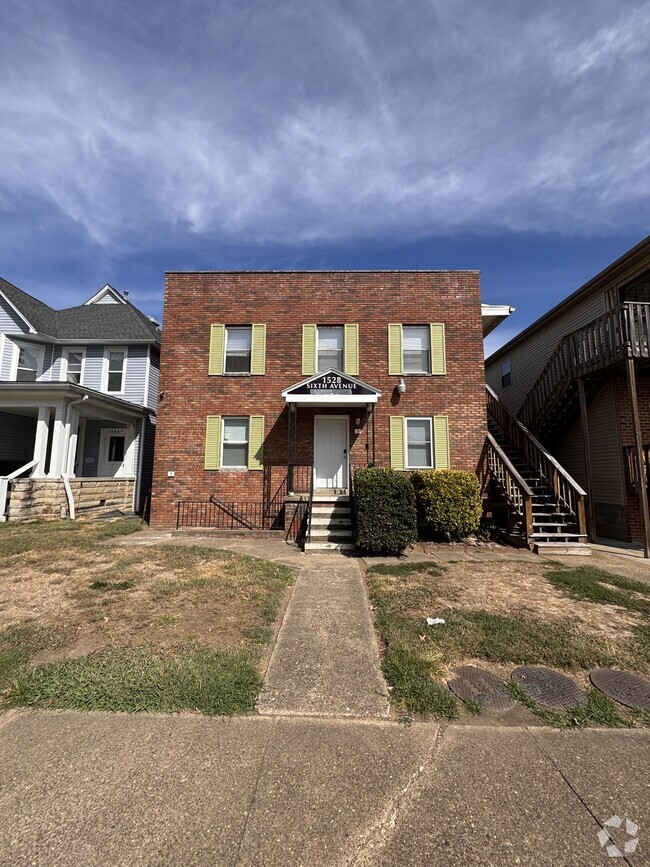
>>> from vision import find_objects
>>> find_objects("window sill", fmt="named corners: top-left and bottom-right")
top-left (222, 373), bottom-right (252, 377)
top-left (218, 467), bottom-right (249, 472)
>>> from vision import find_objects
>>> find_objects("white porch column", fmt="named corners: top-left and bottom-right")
top-left (47, 404), bottom-right (67, 478)
top-left (65, 408), bottom-right (81, 476)
top-left (32, 407), bottom-right (51, 478)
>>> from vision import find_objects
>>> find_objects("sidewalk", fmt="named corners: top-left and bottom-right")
top-left (0, 710), bottom-right (647, 866)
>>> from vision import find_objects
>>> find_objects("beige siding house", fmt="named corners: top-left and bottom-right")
top-left (486, 236), bottom-right (650, 550)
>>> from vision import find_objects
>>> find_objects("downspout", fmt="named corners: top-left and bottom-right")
top-left (62, 394), bottom-right (89, 520)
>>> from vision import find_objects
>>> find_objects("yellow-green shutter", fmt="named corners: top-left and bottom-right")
top-left (204, 415), bottom-right (221, 469)
top-left (433, 415), bottom-right (450, 469)
top-left (251, 324), bottom-right (266, 375)
top-left (302, 324), bottom-right (317, 375)
top-left (430, 324), bottom-right (446, 375)
top-left (388, 324), bottom-right (403, 375)
top-left (344, 324), bottom-right (359, 375)
top-left (248, 415), bottom-right (264, 470)
top-left (208, 324), bottom-right (225, 375)
top-left (390, 416), bottom-right (405, 470)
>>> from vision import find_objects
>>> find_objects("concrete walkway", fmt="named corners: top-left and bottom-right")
top-left (1, 710), bottom-right (648, 867)
top-left (257, 555), bottom-right (390, 718)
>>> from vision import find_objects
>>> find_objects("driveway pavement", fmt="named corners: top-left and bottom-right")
top-left (1, 710), bottom-right (648, 867)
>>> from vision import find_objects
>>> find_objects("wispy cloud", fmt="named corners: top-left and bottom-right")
top-left (1, 0), bottom-right (648, 256)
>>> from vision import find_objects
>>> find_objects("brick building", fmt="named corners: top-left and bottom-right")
top-left (150, 271), bottom-right (512, 544)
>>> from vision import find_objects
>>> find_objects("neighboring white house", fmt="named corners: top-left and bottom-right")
top-left (0, 279), bottom-right (160, 521)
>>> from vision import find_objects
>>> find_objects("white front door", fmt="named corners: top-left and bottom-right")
top-left (314, 416), bottom-right (348, 489)
top-left (98, 426), bottom-right (134, 477)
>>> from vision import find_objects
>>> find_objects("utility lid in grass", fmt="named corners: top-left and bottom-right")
top-left (590, 669), bottom-right (650, 711)
top-left (511, 665), bottom-right (587, 711)
top-left (447, 665), bottom-right (515, 712)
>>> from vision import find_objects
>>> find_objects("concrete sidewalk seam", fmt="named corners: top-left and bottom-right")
top-left (524, 727), bottom-right (635, 867)
top-left (348, 724), bottom-right (445, 865)
top-left (232, 716), bottom-right (279, 867)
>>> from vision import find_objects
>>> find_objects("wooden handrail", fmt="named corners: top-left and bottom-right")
top-left (486, 433), bottom-right (534, 496)
top-left (487, 387), bottom-right (588, 538)
top-left (519, 302), bottom-right (650, 433)
top-left (483, 433), bottom-right (534, 542)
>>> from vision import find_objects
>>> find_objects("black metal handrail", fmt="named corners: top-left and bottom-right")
top-left (306, 464), bottom-right (315, 545)
top-left (176, 499), bottom-right (283, 530)
top-left (349, 459), bottom-right (357, 540)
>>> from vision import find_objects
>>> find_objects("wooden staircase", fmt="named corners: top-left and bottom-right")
top-left (484, 387), bottom-right (590, 555)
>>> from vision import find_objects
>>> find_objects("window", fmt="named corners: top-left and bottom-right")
top-left (317, 326), bottom-right (344, 372)
top-left (224, 326), bottom-right (252, 374)
top-left (406, 418), bottom-right (433, 468)
top-left (105, 348), bottom-right (126, 392)
top-left (63, 348), bottom-right (84, 384)
top-left (221, 417), bottom-right (249, 468)
top-left (15, 344), bottom-right (43, 382)
top-left (108, 436), bottom-right (125, 463)
top-left (403, 326), bottom-right (430, 374)
top-left (501, 359), bottom-right (511, 388)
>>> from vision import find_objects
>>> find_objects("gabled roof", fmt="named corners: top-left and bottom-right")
top-left (0, 278), bottom-right (161, 344)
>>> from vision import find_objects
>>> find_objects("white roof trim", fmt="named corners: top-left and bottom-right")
top-left (281, 368), bottom-right (382, 398)
top-left (481, 303), bottom-right (515, 337)
top-left (84, 284), bottom-right (127, 305)
top-left (0, 288), bottom-right (37, 333)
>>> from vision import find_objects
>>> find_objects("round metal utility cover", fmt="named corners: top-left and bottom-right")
top-left (511, 666), bottom-right (587, 711)
top-left (590, 669), bottom-right (650, 711)
top-left (448, 666), bottom-right (515, 712)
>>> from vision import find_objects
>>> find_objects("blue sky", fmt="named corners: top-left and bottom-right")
top-left (1, 0), bottom-right (648, 356)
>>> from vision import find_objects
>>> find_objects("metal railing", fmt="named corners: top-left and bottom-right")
top-left (519, 302), bottom-right (650, 433)
top-left (287, 463), bottom-right (312, 494)
top-left (305, 463), bottom-right (315, 545)
top-left (176, 499), bottom-right (283, 530)
top-left (487, 385), bottom-right (587, 533)
top-left (0, 459), bottom-right (39, 522)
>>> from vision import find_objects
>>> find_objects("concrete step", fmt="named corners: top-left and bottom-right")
top-left (304, 541), bottom-right (355, 552)
top-left (533, 541), bottom-right (592, 556)
top-left (309, 528), bottom-right (353, 539)
top-left (311, 495), bottom-right (350, 503)
top-left (310, 516), bottom-right (352, 527)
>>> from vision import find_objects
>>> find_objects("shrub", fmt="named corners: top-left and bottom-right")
top-left (411, 470), bottom-right (482, 541)
top-left (354, 467), bottom-right (417, 555)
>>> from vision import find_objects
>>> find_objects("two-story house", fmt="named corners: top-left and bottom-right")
top-left (486, 236), bottom-right (650, 556)
top-left (150, 270), bottom-right (512, 547)
top-left (0, 279), bottom-right (160, 521)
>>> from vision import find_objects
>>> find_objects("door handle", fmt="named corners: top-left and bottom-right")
top-left (343, 449), bottom-right (347, 455)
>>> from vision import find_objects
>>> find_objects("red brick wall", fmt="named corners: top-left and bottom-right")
top-left (150, 272), bottom-right (487, 527)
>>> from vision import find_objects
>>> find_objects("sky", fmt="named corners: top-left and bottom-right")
top-left (1, 0), bottom-right (648, 357)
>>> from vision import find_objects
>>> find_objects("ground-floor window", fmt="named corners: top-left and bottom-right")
top-left (221, 417), bottom-right (249, 468)
top-left (406, 417), bottom-right (433, 468)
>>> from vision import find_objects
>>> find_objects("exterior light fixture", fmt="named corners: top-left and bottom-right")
top-left (397, 378), bottom-right (406, 395)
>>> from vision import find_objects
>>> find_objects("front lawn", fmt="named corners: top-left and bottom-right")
top-left (367, 557), bottom-right (650, 725)
top-left (0, 520), bottom-right (294, 714)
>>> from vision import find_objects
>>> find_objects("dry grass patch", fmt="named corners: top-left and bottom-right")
top-left (0, 520), bottom-right (295, 715)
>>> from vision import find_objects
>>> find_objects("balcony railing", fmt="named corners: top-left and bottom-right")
top-left (519, 302), bottom-right (650, 433)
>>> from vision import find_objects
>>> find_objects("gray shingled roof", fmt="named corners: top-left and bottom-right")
top-left (0, 278), bottom-right (161, 343)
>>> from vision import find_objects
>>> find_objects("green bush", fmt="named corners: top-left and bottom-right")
top-left (411, 470), bottom-right (483, 541)
top-left (354, 467), bottom-right (417, 555)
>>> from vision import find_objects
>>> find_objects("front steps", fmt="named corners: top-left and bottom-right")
top-left (304, 496), bottom-right (355, 553)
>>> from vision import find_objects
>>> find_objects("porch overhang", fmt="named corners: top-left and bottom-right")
top-left (482, 303), bottom-right (515, 337)
top-left (0, 383), bottom-right (148, 424)
top-left (281, 369), bottom-right (382, 407)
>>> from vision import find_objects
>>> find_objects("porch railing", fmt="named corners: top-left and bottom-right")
top-left (481, 433), bottom-right (534, 542)
top-left (519, 302), bottom-right (650, 433)
top-left (623, 444), bottom-right (650, 493)
top-left (305, 462), bottom-right (315, 545)
top-left (0, 459), bottom-right (39, 522)
top-left (176, 499), bottom-right (283, 531)
top-left (287, 463), bottom-right (312, 494)
top-left (487, 385), bottom-right (587, 535)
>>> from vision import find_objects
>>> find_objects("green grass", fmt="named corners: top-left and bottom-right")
top-left (507, 683), bottom-right (632, 728)
top-left (4, 643), bottom-right (262, 715)
top-left (382, 642), bottom-right (459, 719)
top-left (546, 564), bottom-right (650, 615)
top-left (0, 517), bottom-right (143, 558)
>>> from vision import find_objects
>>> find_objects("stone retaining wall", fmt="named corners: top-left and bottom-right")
top-left (6, 477), bottom-right (135, 522)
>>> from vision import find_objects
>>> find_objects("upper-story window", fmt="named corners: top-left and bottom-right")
top-left (317, 326), bottom-right (344, 372)
top-left (403, 326), bottom-right (430, 374)
top-left (104, 348), bottom-right (127, 393)
top-left (224, 326), bottom-right (252, 374)
top-left (501, 359), bottom-right (511, 388)
top-left (62, 348), bottom-right (84, 384)
top-left (15, 343), bottom-right (44, 382)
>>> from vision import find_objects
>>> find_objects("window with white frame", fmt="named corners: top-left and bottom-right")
top-left (15, 343), bottom-right (44, 382)
top-left (105, 348), bottom-right (127, 392)
top-left (224, 326), bottom-right (252, 374)
top-left (63, 348), bottom-right (84, 384)
top-left (406, 418), bottom-right (433, 468)
top-left (317, 326), bottom-right (344, 372)
top-left (501, 358), bottom-right (511, 388)
top-left (403, 326), bottom-right (430, 374)
top-left (221, 417), bottom-right (249, 468)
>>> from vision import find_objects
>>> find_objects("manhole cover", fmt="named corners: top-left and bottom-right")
top-left (590, 669), bottom-right (650, 711)
top-left (511, 666), bottom-right (587, 711)
top-left (448, 666), bottom-right (515, 712)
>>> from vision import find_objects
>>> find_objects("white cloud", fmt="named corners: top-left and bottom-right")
top-left (0, 0), bottom-right (648, 252)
